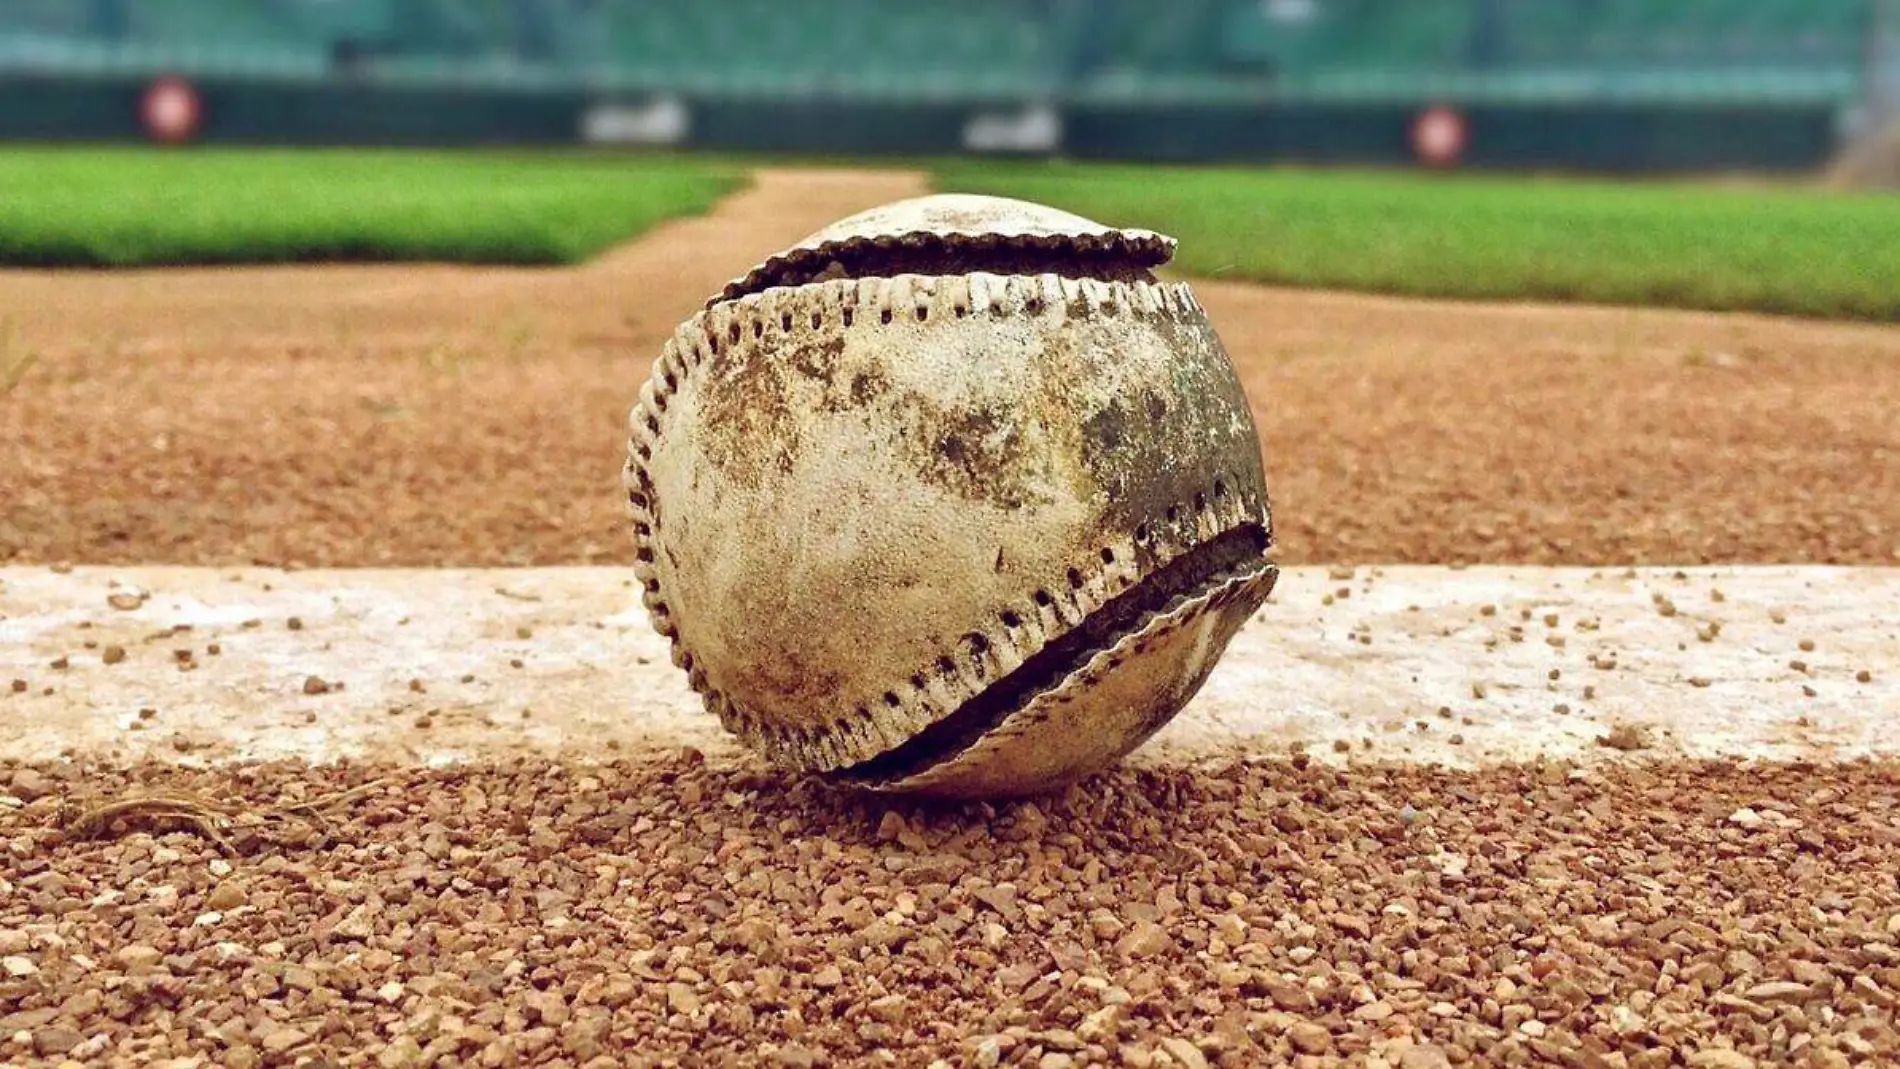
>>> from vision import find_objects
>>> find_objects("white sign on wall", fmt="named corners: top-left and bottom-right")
top-left (963, 104), bottom-right (1062, 155)
top-left (581, 96), bottom-right (691, 146)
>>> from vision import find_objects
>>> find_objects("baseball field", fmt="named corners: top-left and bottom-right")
top-left (3, 152), bottom-right (1898, 1067)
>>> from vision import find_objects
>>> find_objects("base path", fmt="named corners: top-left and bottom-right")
top-left (4, 565), bottom-right (1893, 768)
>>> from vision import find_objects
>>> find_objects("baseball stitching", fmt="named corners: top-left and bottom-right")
top-left (712, 227), bottom-right (1175, 308)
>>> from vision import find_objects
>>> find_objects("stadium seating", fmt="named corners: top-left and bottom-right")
top-left (0, 0), bottom-right (1872, 104)
top-left (590, 0), bottom-right (1055, 96)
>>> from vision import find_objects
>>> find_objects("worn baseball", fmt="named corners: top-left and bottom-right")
top-left (623, 193), bottom-right (1278, 798)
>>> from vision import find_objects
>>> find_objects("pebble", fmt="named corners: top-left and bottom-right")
top-left (1354, 1000), bottom-right (1395, 1021)
top-left (206, 883), bottom-right (246, 911)
top-left (114, 944), bottom-right (162, 970)
top-left (377, 1035), bottom-right (423, 1069)
top-left (1400, 1045), bottom-right (1454, 1069)
top-left (1116, 919), bottom-right (1173, 959)
top-left (1288, 1022), bottom-right (1332, 1055)
top-left (8, 769), bottom-right (50, 802)
top-left (0, 755), bottom-right (1895, 1067)
top-left (1599, 723), bottom-right (1652, 751)
top-left (33, 1025), bottom-right (83, 1055)
top-left (1687, 1050), bottom-right (1756, 1069)
top-left (666, 982), bottom-right (700, 1014)
top-left (1744, 981), bottom-right (1810, 1003)
top-left (876, 810), bottom-right (906, 842)
top-left (261, 1027), bottom-right (309, 1055)
top-left (1156, 1037), bottom-right (1207, 1069)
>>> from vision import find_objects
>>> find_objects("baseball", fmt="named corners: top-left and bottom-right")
top-left (623, 193), bottom-right (1278, 797)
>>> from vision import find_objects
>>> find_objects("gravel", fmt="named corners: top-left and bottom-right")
top-left (4, 754), bottom-right (1897, 1067)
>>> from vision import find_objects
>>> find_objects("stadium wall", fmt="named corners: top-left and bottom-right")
top-left (0, 74), bottom-right (1841, 173)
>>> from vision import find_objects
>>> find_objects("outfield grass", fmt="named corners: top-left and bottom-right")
top-left (0, 149), bottom-right (744, 267)
top-left (933, 162), bottom-right (1900, 321)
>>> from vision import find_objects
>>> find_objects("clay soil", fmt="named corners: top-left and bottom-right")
top-left (2, 169), bottom-right (1896, 569)
top-left (4, 755), bottom-right (1899, 1068)
top-left (3, 169), bottom-right (1899, 1068)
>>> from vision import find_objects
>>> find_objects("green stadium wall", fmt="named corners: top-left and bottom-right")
top-left (0, 74), bottom-right (1842, 172)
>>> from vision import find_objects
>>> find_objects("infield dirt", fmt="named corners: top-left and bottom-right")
top-left (2, 169), bottom-right (1896, 569)
top-left (5, 755), bottom-right (1899, 1068)
top-left (2, 168), bottom-right (1898, 1069)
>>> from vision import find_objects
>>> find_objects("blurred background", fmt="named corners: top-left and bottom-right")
top-left (2, 0), bottom-right (1897, 177)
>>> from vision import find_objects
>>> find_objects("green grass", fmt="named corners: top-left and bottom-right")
top-left (933, 162), bottom-right (1900, 321)
top-left (0, 149), bottom-right (745, 267)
